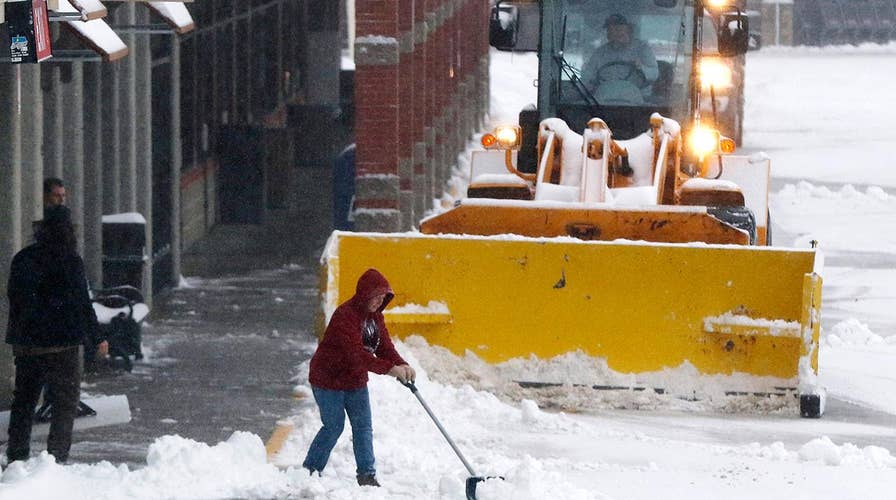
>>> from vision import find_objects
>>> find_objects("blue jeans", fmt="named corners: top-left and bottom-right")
top-left (303, 386), bottom-right (375, 475)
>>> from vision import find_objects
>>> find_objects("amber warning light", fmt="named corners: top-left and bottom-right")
top-left (481, 133), bottom-right (498, 148)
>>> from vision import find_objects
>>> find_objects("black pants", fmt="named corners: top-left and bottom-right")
top-left (7, 347), bottom-right (81, 463)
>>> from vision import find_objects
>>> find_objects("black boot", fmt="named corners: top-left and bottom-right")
top-left (357, 473), bottom-right (380, 487)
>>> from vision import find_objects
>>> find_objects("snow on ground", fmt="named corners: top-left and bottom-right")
top-left (6, 45), bottom-right (896, 499)
top-left (745, 45), bottom-right (896, 188)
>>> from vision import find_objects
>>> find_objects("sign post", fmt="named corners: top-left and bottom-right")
top-left (5, 0), bottom-right (52, 63)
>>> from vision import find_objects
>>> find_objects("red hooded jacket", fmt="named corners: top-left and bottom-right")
top-left (308, 268), bottom-right (408, 390)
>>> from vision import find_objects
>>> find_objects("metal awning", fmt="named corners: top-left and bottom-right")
top-left (69, 0), bottom-right (108, 21)
top-left (56, 0), bottom-right (128, 61)
top-left (60, 0), bottom-right (106, 21)
top-left (2, 0), bottom-right (194, 60)
top-left (145, 2), bottom-right (194, 34)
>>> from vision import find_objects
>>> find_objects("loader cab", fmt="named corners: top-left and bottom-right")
top-left (552, 2), bottom-right (717, 140)
top-left (490, 0), bottom-right (750, 168)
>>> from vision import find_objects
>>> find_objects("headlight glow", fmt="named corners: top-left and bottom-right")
top-left (689, 125), bottom-right (720, 160)
top-left (700, 59), bottom-right (733, 89)
top-left (495, 126), bottom-right (521, 149)
top-left (706, 0), bottom-right (734, 9)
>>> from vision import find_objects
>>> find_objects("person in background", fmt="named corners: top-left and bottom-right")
top-left (5, 205), bottom-right (108, 464)
top-left (302, 268), bottom-right (416, 488)
top-left (43, 177), bottom-right (67, 210)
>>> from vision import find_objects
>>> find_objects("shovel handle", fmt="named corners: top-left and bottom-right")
top-left (401, 380), bottom-right (478, 477)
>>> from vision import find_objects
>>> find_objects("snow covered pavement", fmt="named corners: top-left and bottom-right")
top-left (5, 44), bottom-right (896, 500)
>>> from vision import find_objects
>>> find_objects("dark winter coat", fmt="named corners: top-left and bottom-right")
top-left (309, 268), bottom-right (407, 391)
top-left (6, 243), bottom-right (102, 349)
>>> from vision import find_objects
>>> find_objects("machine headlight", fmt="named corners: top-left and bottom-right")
top-left (699, 59), bottom-right (733, 90)
top-left (705, 0), bottom-right (736, 10)
top-left (495, 125), bottom-right (521, 149)
top-left (689, 124), bottom-right (720, 160)
top-left (482, 125), bottom-right (522, 150)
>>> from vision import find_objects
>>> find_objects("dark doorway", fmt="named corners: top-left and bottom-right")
top-left (217, 126), bottom-right (265, 224)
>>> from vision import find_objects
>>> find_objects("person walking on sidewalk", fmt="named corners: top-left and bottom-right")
top-left (5, 205), bottom-right (108, 464)
top-left (43, 177), bottom-right (67, 210)
top-left (303, 268), bottom-right (416, 487)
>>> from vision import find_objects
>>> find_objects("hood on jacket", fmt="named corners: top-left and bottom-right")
top-left (352, 268), bottom-right (394, 312)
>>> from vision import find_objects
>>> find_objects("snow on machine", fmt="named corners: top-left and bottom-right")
top-left (320, 0), bottom-right (825, 417)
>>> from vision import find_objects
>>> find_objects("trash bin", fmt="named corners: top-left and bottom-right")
top-left (101, 212), bottom-right (146, 290)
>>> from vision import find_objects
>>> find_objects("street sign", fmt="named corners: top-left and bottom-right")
top-left (5, 0), bottom-right (52, 63)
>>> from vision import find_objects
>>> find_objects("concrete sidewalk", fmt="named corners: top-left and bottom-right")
top-left (60, 168), bottom-right (334, 467)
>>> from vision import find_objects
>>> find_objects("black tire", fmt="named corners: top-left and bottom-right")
top-left (707, 205), bottom-right (756, 245)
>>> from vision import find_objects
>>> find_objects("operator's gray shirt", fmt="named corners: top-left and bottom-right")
top-left (582, 39), bottom-right (659, 91)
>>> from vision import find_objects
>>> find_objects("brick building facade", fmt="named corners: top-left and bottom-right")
top-left (352, 0), bottom-right (490, 231)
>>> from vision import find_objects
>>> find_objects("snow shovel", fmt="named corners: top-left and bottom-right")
top-left (402, 381), bottom-right (496, 500)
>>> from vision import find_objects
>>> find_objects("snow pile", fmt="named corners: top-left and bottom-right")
top-left (798, 437), bottom-right (896, 468)
top-left (824, 318), bottom-right (896, 347)
top-left (0, 434), bottom-right (294, 500)
top-left (771, 182), bottom-right (896, 252)
top-left (724, 437), bottom-right (896, 469)
top-left (400, 336), bottom-right (797, 415)
top-left (278, 350), bottom-right (600, 500)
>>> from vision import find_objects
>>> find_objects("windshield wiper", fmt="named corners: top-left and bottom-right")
top-left (555, 14), bottom-right (601, 112)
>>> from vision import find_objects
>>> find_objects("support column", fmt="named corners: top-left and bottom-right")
top-left (63, 62), bottom-right (86, 254)
top-left (170, 35), bottom-right (183, 284)
top-left (20, 64), bottom-right (43, 243)
top-left (120, 3), bottom-right (138, 211)
top-left (762, 1), bottom-right (793, 46)
top-left (84, 63), bottom-right (104, 287)
top-left (1, 66), bottom-right (23, 254)
top-left (135, 8), bottom-right (153, 304)
top-left (0, 65), bottom-right (23, 408)
top-left (354, 0), bottom-right (402, 232)
top-left (478, 0), bottom-right (490, 131)
top-left (43, 65), bottom-right (64, 179)
top-left (305, 5), bottom-right (341, 105)
top-left (424, 3), bottom-right (438, 204)
top-left (102, 62), bottom-right (121, 215)
top-left (397, 0), bottom-right (415, 229)
top-left (412, 0), bottom-right (428, 219)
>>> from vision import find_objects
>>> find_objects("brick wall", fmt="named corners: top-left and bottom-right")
top-left (354, 0), bottom-right (489, 231)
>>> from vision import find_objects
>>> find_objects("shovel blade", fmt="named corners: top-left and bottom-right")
top-left (467, 475), bottom-right (504, 500)
top-left (465, 476), bottom-right (486, 500)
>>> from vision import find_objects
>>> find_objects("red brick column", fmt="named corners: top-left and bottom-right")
top-left (423, 0), bottom-right (439, 203)
top-left (354, 0), bottom-right (490, 230)
top-left (477, 0), bottom-right (491, 130)
top-left (354, 0), bottom-right (402, 232)
top-left (433, 0), bottom-right (450, 189)
top-left (412, 0), bottom-right (428, 218)
top-left (397, 0), bottom-right (415, 229)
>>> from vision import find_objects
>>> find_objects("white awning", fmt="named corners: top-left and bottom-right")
top-left (58, 0), bottom-right (128, 61)
top-left (145, 2), bottom-right (195, 34)
top-left (68, 0), bottom-right (106, 20)
top-left (48, 0), bottom-right (105, 21)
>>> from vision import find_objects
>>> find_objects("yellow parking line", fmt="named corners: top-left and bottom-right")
top-left (265, 420), bottom-right (295, 462)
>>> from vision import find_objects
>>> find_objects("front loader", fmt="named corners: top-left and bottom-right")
top-left (321, 0), bottom-right (825, 417)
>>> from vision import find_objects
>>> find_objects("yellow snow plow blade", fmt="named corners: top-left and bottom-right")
top-left (320, 232), bottom-right (821, 384)
top-left (420, 202), bottom-right (750, 245)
